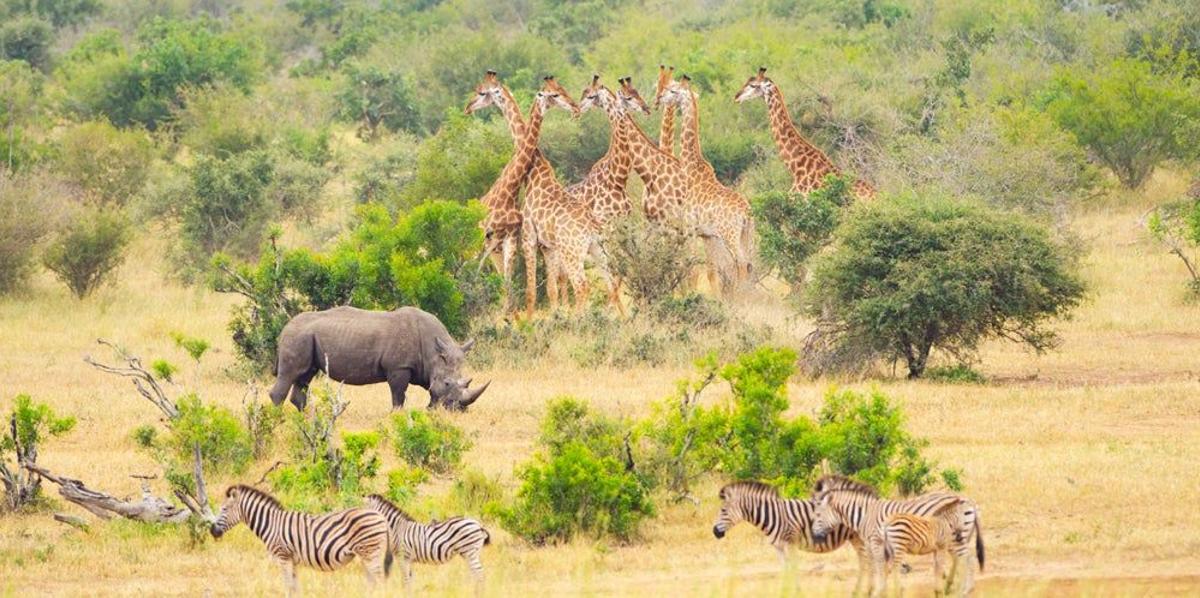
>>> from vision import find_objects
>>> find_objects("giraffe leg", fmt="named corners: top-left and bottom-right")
top-left (544, 248), bottom-right (561, 313)
top-left (588, 240), bottom-right (623, 315)
top-left (522, 233), bottom-right (538, 319)
top-left (501, 234), bottom-right (519, 315)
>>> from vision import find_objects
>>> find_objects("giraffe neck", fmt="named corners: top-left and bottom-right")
top-left (601, 99), bottom-right (631, 188)
top-left (620, 114), bottom-right (672, 184)
top-left (678, 90), bottom-right (707, 171)
top-left (497, 86), bottom-right (525, 141)
top-left (764, 85), bottom-right (837, 189)
top-left (659, 104), bottom-right (676, 154)
top-left (479, 98), bottom-right (544, 222)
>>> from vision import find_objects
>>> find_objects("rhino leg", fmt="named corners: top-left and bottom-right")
top-left (387, 370), bottom-right (412, 410)
top-left (268, 376), bottom-right (292, 407)
top-left (290, 369), bottom-right (319, 411)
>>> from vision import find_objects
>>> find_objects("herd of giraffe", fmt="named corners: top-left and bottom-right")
top-left (464, 67), bottom-right (875, 318)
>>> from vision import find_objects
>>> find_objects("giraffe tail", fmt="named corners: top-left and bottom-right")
top-left (740, 213), bottom-right (756, 278)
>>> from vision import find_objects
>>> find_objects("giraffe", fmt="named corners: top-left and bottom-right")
top-left (734, 67), bottom-right (875, 199)
top-left (569, 74), bottom-right (636, 228)
top-left (467, 72), bottom-right (622, 315)
top-left (613, 77), bottom-right (744, 291)
top-left (657, 74), bottom-right (754, 291)
top-left (517, 76), bottom-right (621, 318)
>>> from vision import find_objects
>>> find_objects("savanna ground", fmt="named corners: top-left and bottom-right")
top-left (2, 174), bottom-right (1200, 597)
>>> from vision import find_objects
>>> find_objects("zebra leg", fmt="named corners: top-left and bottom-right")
top-left (851, 539), bottom-right (869, 596)
top-left (465, 550), bottom-right (485, 595)
top-left (278, 559), bottom-right (299, 598)
top-left (932, 552), bottom-right (944, 597)
top-left (869, 538), bottom-right (887, 598)
top-left (401, 557), bottom-right (414, 589)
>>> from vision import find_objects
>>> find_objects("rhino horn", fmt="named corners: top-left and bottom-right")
top-left (460, 377), bottom-right (473, 388)
top-left (462, 338), bottom-right (476, 353)
top-left (461, 380), bottom-right (490, 406)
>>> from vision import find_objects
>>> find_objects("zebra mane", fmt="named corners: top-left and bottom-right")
top-left (229, 484), bottom-right (285, 509)
top-left (719, 480), bottom-right (781, 500)
top-left (812, 474), bottom-right (880, 498)
top-left (366, 494), bottom-right (415, 521)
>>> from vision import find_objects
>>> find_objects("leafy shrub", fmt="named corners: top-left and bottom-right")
top-left (0, 17), bottom-right (52, 70)
top-left (804, 194), bottom-right (1086, 378)
top-left (42, 207), bottom-right (133, 298)
top-left (751, 175), bottom-right (853, 293)
top-left (384, 465), bottom-right (429, 504)
top-left (1147, 195), bottom-right (1200, 298)
top-left (173, 85), bottom-right (268, 157)
top-left (925, 364), bottom-right (987, 384)
top-left (500, 441), bottom-right (653, 545)
top-left (211, 200), bottom-right (491, 369)
top-left (335, 60), bottom-right (423, 138)
top-left (389, 410), bottom-right (471, 475)
top-left (161, 394), bottom-right (254, 476)
top-left (1, 394), bottom-right (76, 511)
top-left (538, 397), bottom-right (626, 461)
top-left (636, 347), bottom-right (955, 497)
top-left (54, 19), bottom-right (259, 129)
top-left (0, 171), bottom-right (73, 294)
top-left (400, 111), bottom-right (510, 205)
top-left (1043, 58), bottom-right (1200, 188)
top-left (54, 121), bottom-right (154, 205)
top-left (173, 150), bottom-right (275, 271)
top-left (0, 59), bottom-right (46, 172)
top-left (608, 214), bottom-right (700, 306)
top-left (448, 469), bottom-right (504, 515)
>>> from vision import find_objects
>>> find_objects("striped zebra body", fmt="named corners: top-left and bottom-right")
top-left (810, 475), bottom-right (984, 597)
top-left (712, 481), bottom-right (859, 566)
top-left (211, 485), bottom-right (392, 595)
top-left (882, 505), bottom-right (972, 593)
top-left (365, 494), bottom-right (490, 587)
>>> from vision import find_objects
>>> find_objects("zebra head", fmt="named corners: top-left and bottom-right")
top-left (713, 481), bottom-right (778, 539)
top-left (211, 485), bottom-right (248, 539)
top-left (810, 492), bottom-right (846, 543)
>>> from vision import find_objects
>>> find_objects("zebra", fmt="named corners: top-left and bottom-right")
top-left (210, 485), bottom-right (392, 596)
top-left (809, 475), bottom-right (985, 597)
top-left (364, 494), bottom-right (491, 588)
top-left (881, 499), bottom-right (973, 595)
top-left (712, 481), bottom-right (861, 566)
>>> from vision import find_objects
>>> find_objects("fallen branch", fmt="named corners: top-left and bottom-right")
top-left (23, 462), bottom-right (191, 524)
top-left (53, 513), bottom-right (90, 532)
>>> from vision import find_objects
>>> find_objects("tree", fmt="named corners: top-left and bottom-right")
top-left (335, 60), bottom-right (423, 139)
top-left (1044, 58), bottom-right (1200, 188)
top-left (54, 121), bottom-right (154, 205)
top-left (42, 207), bottom-right (133, 298)
top-left (0, 59), bottom-right (43, 172)
top-left (0, 16), bottom-right (52, 71)
top-left (804, 195), bottom-right (1086, 378)
top-left (1, 394), bottom-right (76, 511)
top-left (1146, 181), bottom-right (1200, 297)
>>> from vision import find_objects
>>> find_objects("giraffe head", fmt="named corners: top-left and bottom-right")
top-left (657, 74), bottom-right (692, 109)
top-left (464, 69), bottom-right (508, 114)
top-left (734, 66), bottom-right (774, 103)
top-left (616, 76), bottom-right (651, 115)
top-left (653, 64), bottom-right (675, 109)
top-left (537, 75), bottom-right (581, 117)
top-left (579, 74), bottom-right (620, 114)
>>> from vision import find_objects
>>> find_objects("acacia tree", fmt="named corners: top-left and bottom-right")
top-left (804, 195), bottom-right (1086, 378)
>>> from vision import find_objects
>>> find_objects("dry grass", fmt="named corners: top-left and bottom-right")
top-left (2, 193), bottom-right (1200, 596)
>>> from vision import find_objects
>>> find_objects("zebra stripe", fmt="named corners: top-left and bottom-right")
top-left (365, 494), bottom-right (490, 586)
top-left (810, 475), bottom-right (985, 597)
top-left (211, 485), bottom-right (392, 595)
top-left (712, 481), bottom-right (858, 565)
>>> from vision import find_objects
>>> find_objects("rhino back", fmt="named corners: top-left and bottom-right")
top-left (295, 307), bottom-right (425, 384)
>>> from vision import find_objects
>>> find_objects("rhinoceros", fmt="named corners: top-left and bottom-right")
top-left (268, 306), bottom-right (489, 411)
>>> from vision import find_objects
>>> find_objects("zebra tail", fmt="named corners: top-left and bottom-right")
top-left (974, 517), bottom-right (985, 572)
top-left (384, 548), bottom-right (394, 577)
top-left (483, 527), bottom-right (491, 546)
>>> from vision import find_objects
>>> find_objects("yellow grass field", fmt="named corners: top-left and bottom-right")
top-left (3, 189), bottom-right (1200, 596)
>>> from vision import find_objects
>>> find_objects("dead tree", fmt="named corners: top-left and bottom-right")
top-left (1, 414), bottom-right (41, 511)
top-left (84, 339), bottom-right (179, 420)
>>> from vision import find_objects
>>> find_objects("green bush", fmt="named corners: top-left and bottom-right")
top-left (389, 410), bottom-right (471, 475)
top-left (925, 364), bottom-right (987, 384)
top-left (400, 111), bottom-right (510, 206)
top-left (0, 59), bottom-right (46, 172)
top-left (166, 394), bottom-right (254, 476)
top-left (0, 17), bottom-right (52, 70)
top-left (1043, 58), bottom-right (1200, 189)
top-left (607, 214), bottom-right (700, 307)
top-left (500, 441), bottom-right (653, 545)
top-left (751, 175), bottom-right (853, 293)
top-left (1147, 195), bottom-right (1200, 298)
top-left (42, 207), bottom-right (133, 298)
top-left (804, 195), bottom-right (1086, 378)
top-left (538, 397), bottom-right (626, 460)
top-left (54, 121), bottom-right (154, 205)
top-left (1, 394), bottom-right (76, 511)
top-left (335, 60), bottom-right (423, 138)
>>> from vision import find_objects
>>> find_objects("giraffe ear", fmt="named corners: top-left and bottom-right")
top-left (592, 73), bottom-right (600, 86)
top-left (757, 67), bottom-right (767, 80)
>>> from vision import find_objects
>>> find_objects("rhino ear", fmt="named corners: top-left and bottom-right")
top-left (461, 338), bottom-right (475, 353)
top-left (434, 336), bottom-right (448, 356)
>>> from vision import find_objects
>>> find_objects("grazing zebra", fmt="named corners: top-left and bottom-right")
top-left (210, 485), bottom-right (392, 595)
top-left (881, 500), bottom-right (973, 594)
top-left (364, 494), bottom-right (491, 588)
top-left (809, 475), bottom-right (985, 597)
top-left (712, 481), bottom-right (861, 566)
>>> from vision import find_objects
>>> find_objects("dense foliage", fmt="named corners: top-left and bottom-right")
top-left (804, 195), bottom-right (1087, 378)
top-left (751, 175), bottom-right (854, 293)
top-left (42, 207), bottom-right (132, 298)
top-left (1, 395), bottom-right (76, 511)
